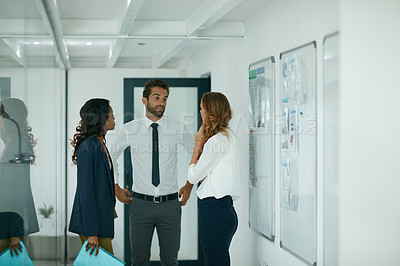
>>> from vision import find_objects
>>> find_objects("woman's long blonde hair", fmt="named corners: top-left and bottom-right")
top-left (201, 92), bottom-right (232, 143)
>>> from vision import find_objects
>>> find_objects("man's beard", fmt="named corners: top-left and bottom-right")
top-left (147, 103), bottom-right (165, 118)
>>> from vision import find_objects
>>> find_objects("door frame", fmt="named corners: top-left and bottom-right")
top-left (123, 77), bottom-right (211, 266)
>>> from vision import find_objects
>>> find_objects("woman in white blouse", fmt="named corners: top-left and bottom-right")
top-left (187, 92), bottom-right (240, 266)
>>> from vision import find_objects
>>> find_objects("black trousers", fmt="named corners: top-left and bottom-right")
top-left (198, 196), bottom-right (238, 266)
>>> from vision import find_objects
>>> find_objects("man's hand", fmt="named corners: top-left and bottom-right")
top-left (86, 236), bottom-right (99, 256)
top-left (10, 237), bottom-right (22, 257)
top-left (179, 181), bottom-right (193, 206)
top-left (115, 184), bottom-right (132, 204)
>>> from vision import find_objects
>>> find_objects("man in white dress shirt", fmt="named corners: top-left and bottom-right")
top-left (111, 79), bottom-right (194, 266)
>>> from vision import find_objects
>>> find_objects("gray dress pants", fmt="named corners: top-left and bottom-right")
top-left (129, 197), bottom-right (181, 266)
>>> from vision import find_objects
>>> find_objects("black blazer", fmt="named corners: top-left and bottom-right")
top-left (69, 136), bottom-right (115, 238)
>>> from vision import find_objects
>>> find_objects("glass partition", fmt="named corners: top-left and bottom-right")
top-left (0, 2), bottom-right (67, 265)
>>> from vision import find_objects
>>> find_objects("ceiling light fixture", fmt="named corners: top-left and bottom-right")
top-left (85, 41), bottom-right (93, 46)
top-left (33, 41), bottom-right (40, 45)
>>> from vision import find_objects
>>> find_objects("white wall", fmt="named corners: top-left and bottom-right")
top-left (191, 0), bottom-right (338, 265)
top-left (339, 1), bottom-right (400, 265)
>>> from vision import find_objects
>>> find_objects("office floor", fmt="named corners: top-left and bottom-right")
top-left (33, 260), bottom-right (73, 266)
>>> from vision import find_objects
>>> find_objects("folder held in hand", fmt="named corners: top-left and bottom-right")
top-left (73, 240), bottom-right (125, 266)
top-left (0, 241), bottom-right (33, 266)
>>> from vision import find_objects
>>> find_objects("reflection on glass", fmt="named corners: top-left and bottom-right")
top-left (0, 98), bottom-right (38, 257)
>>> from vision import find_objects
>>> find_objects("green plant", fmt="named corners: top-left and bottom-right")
top-left (38, 203), bottom-right (54, 218)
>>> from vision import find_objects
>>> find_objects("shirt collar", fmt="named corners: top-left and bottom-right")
top-left (143, 115), bottom-right (165, 129)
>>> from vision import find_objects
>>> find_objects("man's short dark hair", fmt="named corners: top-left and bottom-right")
top-left (143, 79), bottom-right (170, 99)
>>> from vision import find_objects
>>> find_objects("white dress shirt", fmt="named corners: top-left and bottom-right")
top-left (187, 130), bottom-right (241, 200)
top-left (111, 116), bottom-right (193, 196)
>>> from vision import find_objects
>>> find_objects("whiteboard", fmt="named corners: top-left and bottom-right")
top-left (323, 32), bottom-right (339, 266)
top-left (278, 42), bottom-right (317, 265)
top-left (248, 57), bottom-right (275, 241)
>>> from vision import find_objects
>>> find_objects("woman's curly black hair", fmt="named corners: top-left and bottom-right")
top-left (0, 98), bottom-right (37, 164)
top-left (71, 98), bottom-right (110, 164)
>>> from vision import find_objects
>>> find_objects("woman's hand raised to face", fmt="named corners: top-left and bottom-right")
top-left (190, 126), bottom-right (205, 165)
top-left (194, 125), bottom-right (205, 148)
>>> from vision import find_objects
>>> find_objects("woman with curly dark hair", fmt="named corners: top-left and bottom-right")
top-left (0, 98), bottom-right (39, 257)
top-left (185, 92), bottom-right (240, 266)
top-left (69, 98), bottom-right (116, 256)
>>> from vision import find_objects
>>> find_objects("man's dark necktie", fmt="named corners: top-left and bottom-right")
top-left (151, 123), bottom-right (160, 187)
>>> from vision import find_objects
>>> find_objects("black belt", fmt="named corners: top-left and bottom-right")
top-left (132, 192), bottom-right (178, 203)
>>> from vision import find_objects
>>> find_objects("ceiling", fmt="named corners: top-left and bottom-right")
top-left (0, 0), bottom-right (271, 69)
